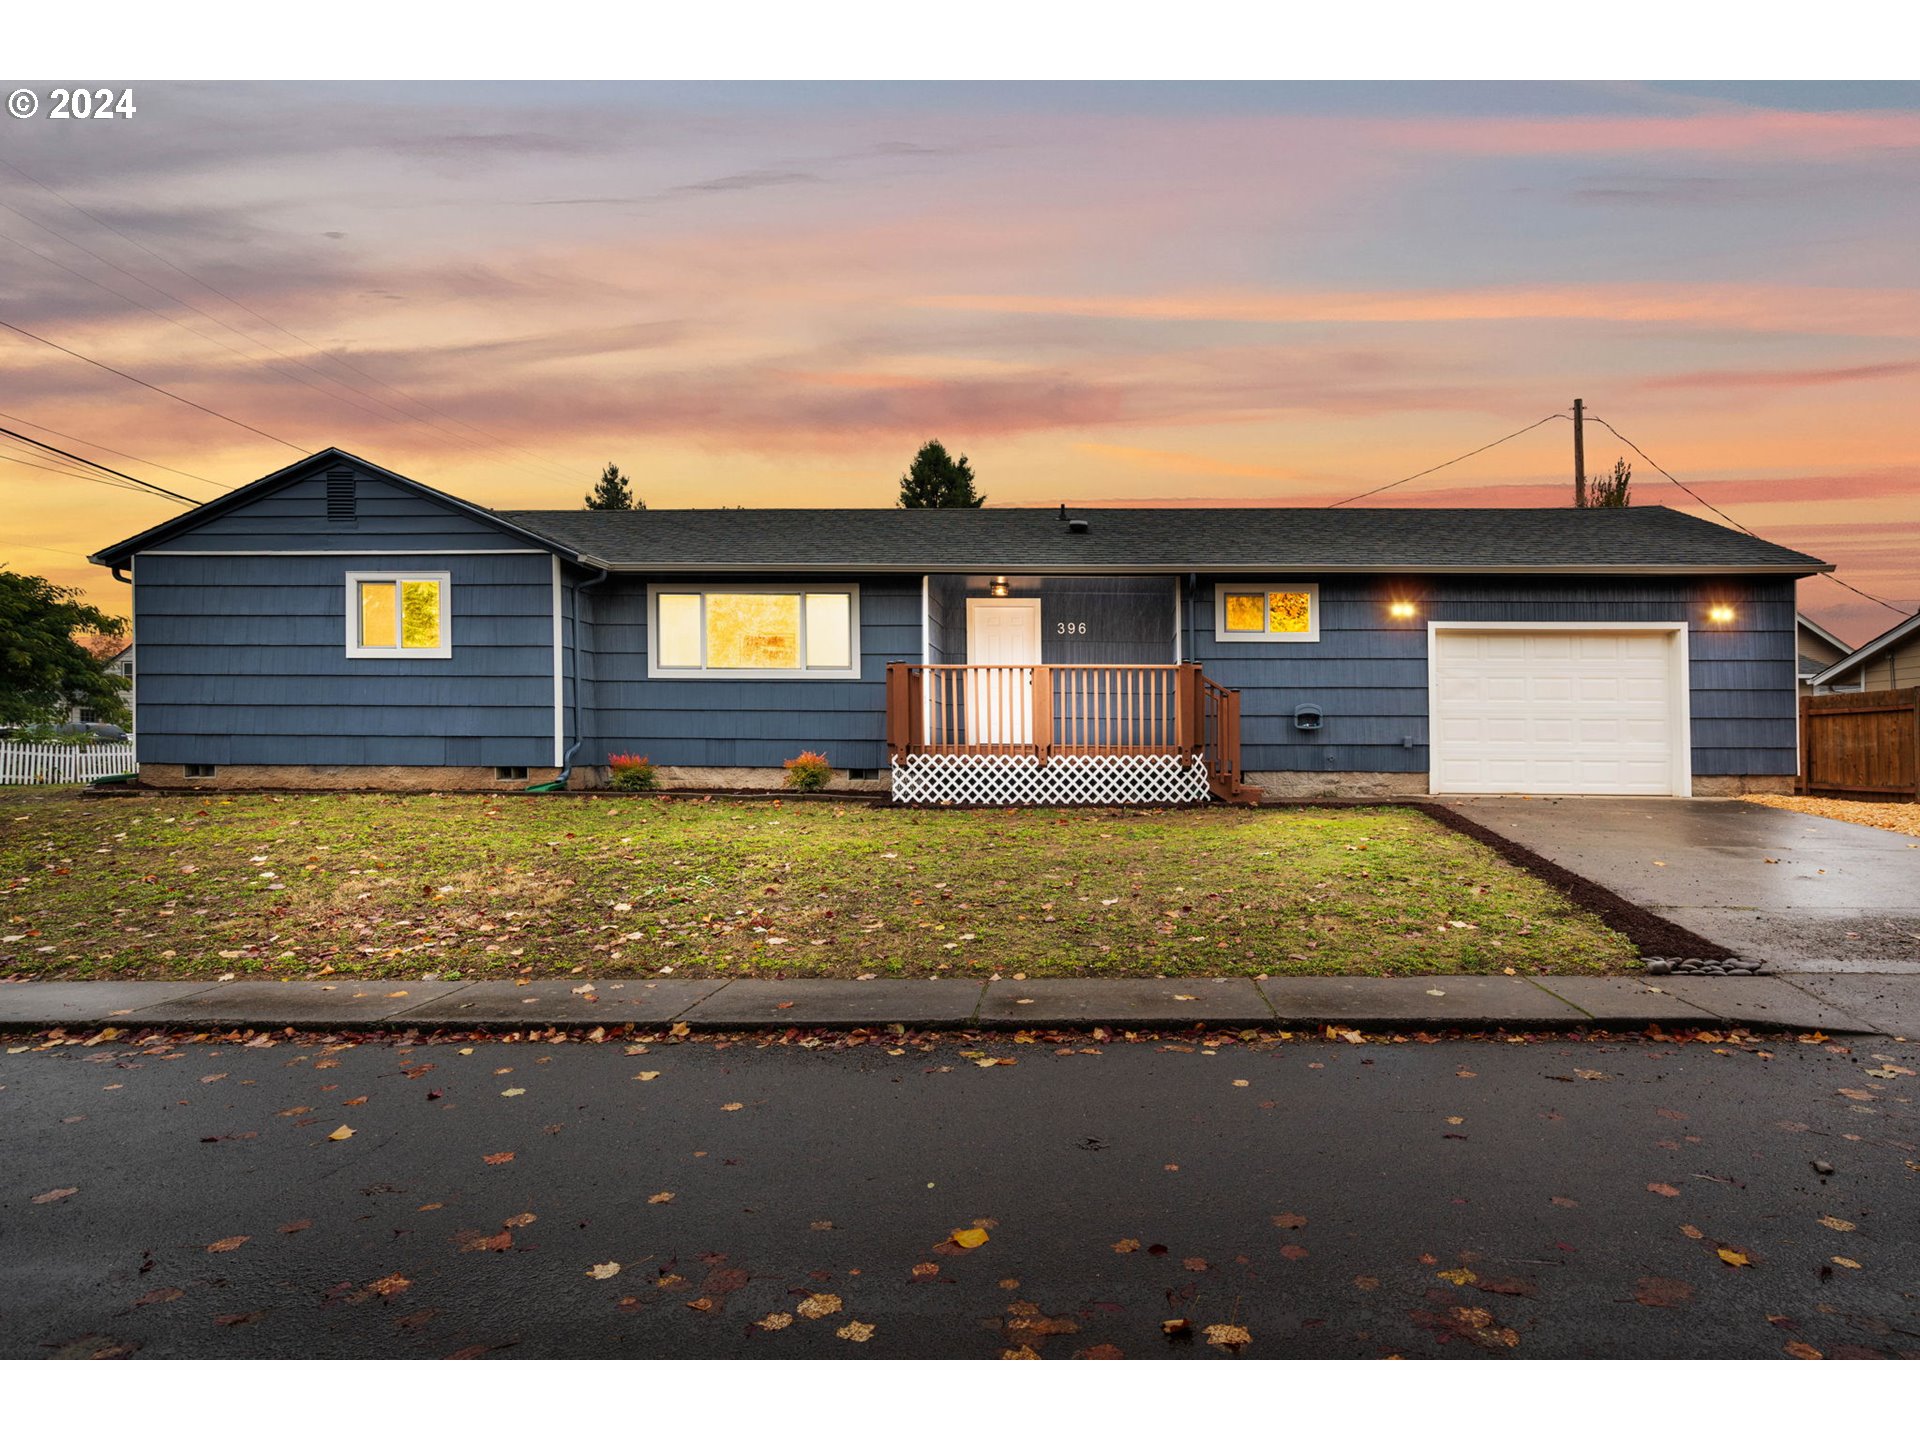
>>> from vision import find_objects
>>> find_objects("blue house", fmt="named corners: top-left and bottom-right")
top-left (90, 448), bottom-right (1829, 803)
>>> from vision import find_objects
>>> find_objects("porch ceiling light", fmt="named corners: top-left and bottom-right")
top-left (1707, 604), bottom-right (1736, 623)
top-left (990, 576), bottom-right (1009, 598)
top-left (1388, 600), bottom-right (1417, 620)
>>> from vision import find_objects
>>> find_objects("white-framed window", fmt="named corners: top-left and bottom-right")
top-left (345, 572), bottom-right (452, 659)
top-left (647, 583), bottom-right (861, 679)
top-left (1214, 582), bottom-right (1320, 643)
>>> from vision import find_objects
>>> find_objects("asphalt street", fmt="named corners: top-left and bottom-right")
top-left (3, 1028), bottom-right (1916, 1359)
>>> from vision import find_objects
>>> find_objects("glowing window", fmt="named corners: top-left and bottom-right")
top-left (1215, 583), bottom-right (1319, 643)
top-left (347, 573), bottom-right (451, 658)
top-left (649, 585), bottom-right (861, 678)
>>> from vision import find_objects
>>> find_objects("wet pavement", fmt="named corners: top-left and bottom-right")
top-left (1446, 798), bottom-right (1920, 973)
top-left (3, 1028), bottom-right (1916, 1359)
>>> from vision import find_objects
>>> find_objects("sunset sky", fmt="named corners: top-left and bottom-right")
top-left (2, 80), bottom-right (1916, 642)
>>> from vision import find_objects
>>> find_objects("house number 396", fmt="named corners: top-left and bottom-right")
top-left (1055, 621), bottom-right (1087, 634)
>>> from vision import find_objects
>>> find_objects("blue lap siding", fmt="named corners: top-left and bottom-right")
top-left (582, 575), bottom-right (920, 770)
top-left (131, 467), bottom-right (560, 768)
top-left (1184, 574), bottom-right (1797, 777)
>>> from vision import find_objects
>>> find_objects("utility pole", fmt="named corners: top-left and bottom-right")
top-left (1572, 397), bottom-right (1586, 507)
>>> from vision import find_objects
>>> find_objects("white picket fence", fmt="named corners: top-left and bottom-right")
top-left (0, 741), bottom-right (137, 786)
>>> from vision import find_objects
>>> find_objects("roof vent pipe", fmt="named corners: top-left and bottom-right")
top-left (1058, 502), bottom-right (1067, 520)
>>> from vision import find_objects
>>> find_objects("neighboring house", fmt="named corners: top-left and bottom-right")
top-left (69, 641), bottom-right (134, 727)
top-left (88, 448), bottom-right (1829, 802)
top-left (1795, 614), bottom-right (1857, 697)
top-left (1810, 607), bottom-right (1920, 693)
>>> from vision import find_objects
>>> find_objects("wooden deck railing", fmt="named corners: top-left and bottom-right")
top-left (886, 662), bottom-right (1246, 799)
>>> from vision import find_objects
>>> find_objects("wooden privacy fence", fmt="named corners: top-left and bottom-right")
top-left (0, 741), bottom-right (137, 786)
top-left (1799, 689), bottom-right (1919, 800)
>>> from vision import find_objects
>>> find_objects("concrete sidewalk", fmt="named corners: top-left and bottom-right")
top-left (2, 972), bottom-right (1911, 1035)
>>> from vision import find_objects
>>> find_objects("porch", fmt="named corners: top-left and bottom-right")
top-left (885, 661), bottom-right (1257, 806)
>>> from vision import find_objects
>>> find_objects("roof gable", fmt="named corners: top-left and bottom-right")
top-left (89, 448), bottom-right (582, 567)
top-left (1813, 609), bottom-right (1920, 686)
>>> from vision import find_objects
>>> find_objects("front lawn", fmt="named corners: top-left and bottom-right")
top-left (0, 792), bottom-right (1636, 980)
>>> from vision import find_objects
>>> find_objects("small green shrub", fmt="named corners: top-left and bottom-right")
top-left (607, 752), bottom-right (658, 791)
top-left (783, 750), bottom-right (833, 792)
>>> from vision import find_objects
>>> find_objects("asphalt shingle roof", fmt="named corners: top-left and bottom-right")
top-left (503, 504), bottom-right (1828, 574)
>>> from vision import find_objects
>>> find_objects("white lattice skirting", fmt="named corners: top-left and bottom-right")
top-left (890, 752), bottom-right (1213, 806)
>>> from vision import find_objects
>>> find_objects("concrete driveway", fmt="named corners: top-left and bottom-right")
top-left (1444, 796), bottom-right (1920, 974)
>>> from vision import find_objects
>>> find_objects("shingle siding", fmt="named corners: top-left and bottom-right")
top-left (147, 470), bottom-right (543, 554)
top-left (132, 542), bottom-right (558, 768)
top-left (583, 575), bottom-right (920, 770)
top-left (1185, 574), bottom-right (1797, 777)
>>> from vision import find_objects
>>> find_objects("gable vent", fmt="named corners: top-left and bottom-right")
top-left (326, 468), bottom-right (357, 522)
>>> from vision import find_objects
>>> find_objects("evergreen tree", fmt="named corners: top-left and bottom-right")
top-left (896, 440), bottom-right (984, 508)
top-left (583, 462), bottom-right (642, 511)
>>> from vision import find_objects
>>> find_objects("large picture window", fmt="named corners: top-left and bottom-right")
top-left (345, 572), bottom-right (452, 658)
top-left (648, 584), bottom-right (860, 678)
top-left (1214, 582), bottom-right (1319, 643)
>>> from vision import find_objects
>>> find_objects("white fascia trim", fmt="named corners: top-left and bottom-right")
top-left (552, 555), bottom-right (565, 768)
top-left (1425, 620), bottom-right (1693, 798)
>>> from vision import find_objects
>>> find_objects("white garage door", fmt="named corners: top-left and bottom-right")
top-left (1430, 628), bottom-right (1684, 795)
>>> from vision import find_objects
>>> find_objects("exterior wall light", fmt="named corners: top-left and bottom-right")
top-left (1388, 600), bottom-right (1417, 619)
top-left (1707, 604), bottom-right (1736, 623)
top-left (989, 576), bottom-right (1010, 598)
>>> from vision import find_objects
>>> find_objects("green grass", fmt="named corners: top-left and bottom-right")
top-left (0, 791), bottom-right (1636, 981)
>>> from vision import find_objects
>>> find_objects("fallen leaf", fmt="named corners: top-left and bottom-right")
top-left (1271, 1212), bottom-right (1307, 1229)
top-left (1783, 1340), bottom-right (1823, 1360)
top-left (1353, 1276), bottom-right (1380, 1291)
top-left (949, 1226), bottom-right (990, 1249)
top-left (836, 1320), bottom-right (875, 1342)
top-left (721, 1102), bottom-right (744, 1112)
top-left (586, 1262), bottom-right (621, 1280)
top-left (1161, 1318), bottom-right (1192, 1338)
top-left (135, 1287), bottom-right (185, 1306)
top-left (500, 1088), bottom-right (525, 1098)
top-left (1647, 1182), bottom-right (1681, 1197)
top-left (279, 1219), bottom-right (312, 1234)
top-left (648, 1192), bottom-right (674, 1205)
top-left (1182, 1257), bottom-right (1209, 1272)
top-left (1112, 1239), bottom-right (1141, 1254)
top-left (634, 1071), bottom-right (660, 1082)
top-left (1830, 1256), bottom-right (1862, 1269)
top-left (503, 1213), bottom-right (536, 1228)
top-left (1437, 1267), bottom-right (1477, 1286)
top-left (1550, 1196), bottom-right (1579, 1209)
top-left (328, 1126), bottom-right (355, 1141)
top-left (1716, 1246), bottom-right (1753, 1268)
top-left (758, 1312), bottom-right (793, 1330)
top-left (1077, 1343), bottom-right (1125, 1359)
top-left (214, 1310), bottom-right (265, 1327)
top-left (797, 1292), bottom-right (843, 1320)
top-left (1817, 1216), bottom-right (1856, 1232)
top-left (31, 1187), bottom-right (78, 1205)
top-left (1634, 1276), bottom-right (1694, 1308)
top-left (1204, 1323), bottom-right (1252, 1350)
top-left (205, 1235), bottom-right (250, 1253)
top-left (482, 1152), bottom-right (515, 1165)
top-left (1279, 1243), bottom-right (1309, 1261)
top-left (1680, 1224), bottom-right (1704, 1240)
top-left (367, 1274), bottom-right (412, 1297)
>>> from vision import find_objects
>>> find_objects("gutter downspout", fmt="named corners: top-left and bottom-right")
top-left (531, 566), bottom-right (611, 792)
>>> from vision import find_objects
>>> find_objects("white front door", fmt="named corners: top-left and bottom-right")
top-left (1429, 626), bottom-right (1687, 795)
top-left (965, 598), bottom-right (1043, 745)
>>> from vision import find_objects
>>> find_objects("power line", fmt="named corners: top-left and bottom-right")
top-left (1585, 412), bottom-right (1915, 619)
top-left (0, 158), bottom-right (586, 488)
top-left (0, 446), bottom-right (163, 497)
top-left (0, 424), bottom-right (199, 503)
top-left (1326, 413), bottom-right (1570, 507)
top-left (0, 409), bottom-right (222, 489)
top-left (0, 316), bottom-right (307, 453)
